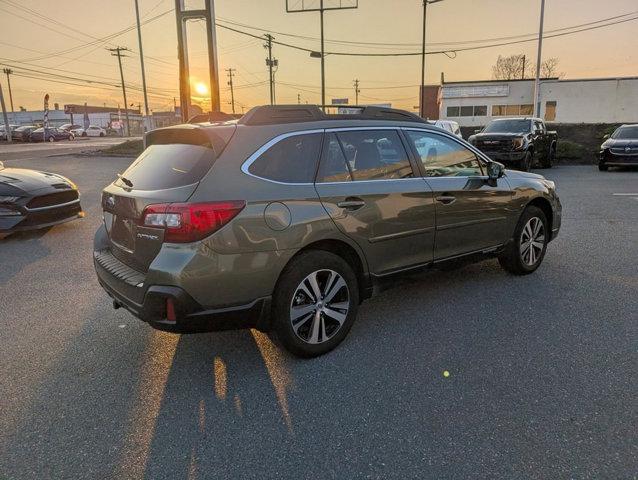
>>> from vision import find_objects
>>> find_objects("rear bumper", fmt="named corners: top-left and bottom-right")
top-left (95, 255), bottom-right (272, 333)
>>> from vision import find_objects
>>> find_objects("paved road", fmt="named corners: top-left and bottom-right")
top-left (0, 137), bottom-right (139, 161)
top-left (0, 153), bottom-right (636, 479)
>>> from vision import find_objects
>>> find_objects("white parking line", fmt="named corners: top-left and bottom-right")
top-left (612, 193), bottom-right (638, 196)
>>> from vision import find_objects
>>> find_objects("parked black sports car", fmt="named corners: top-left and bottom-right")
top-left (28, 127), bottom-right (75, 142)
top-left (599, 124), bottom-right (638, 171)
top-left (0, 161), bottom-right (83, 234)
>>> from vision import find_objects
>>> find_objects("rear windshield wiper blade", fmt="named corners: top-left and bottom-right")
top-left (117, 173), bottom-right (133, 188)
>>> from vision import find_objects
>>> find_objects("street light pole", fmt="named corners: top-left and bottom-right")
top-left (133, 0), bottom-right (151, 130)
top-left (320, 0), bottom-right (325, 107)
top-left (420, 0), bottom-right (443, 118)
top-left (533, 0), bottom-right (546, 118)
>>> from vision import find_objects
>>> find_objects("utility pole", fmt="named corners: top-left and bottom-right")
top-left (226, 68), bottom-right (236, 114)
top-left (297, 93), bottom-right (301, 104)
top-left (353, 79), bottom-right (360, 105)
top-left (521, 54), bottom-right (526, 79)
top-left (3, 68), bottom-right (14, 122)
top-left (0, 83), bottom-right (12, 143)
top-left (134, 0), bottom-right (151, 130)
top-left (533, 0), bottom-right (546, 117)
top-left (109, 47), bottom-right (131, 136)
top-left (420, 0), bottom-right (444, 118)
top-left (264, 34), bottom-right (278, 105)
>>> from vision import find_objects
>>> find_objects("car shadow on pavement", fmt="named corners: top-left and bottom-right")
top-left (0, 228), bottom-right (52, 285)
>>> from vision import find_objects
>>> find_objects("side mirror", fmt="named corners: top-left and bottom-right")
top-left (487, 161), bottom-right (504, 181)
top-left (603, 134), bottom-right (610, 140)
top-left (474, 129), bottom-right (482, 134)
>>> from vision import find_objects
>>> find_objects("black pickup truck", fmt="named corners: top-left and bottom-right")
top-left (468, 117), bottom-right (557, 171)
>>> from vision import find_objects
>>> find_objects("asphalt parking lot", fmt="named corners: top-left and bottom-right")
top-left (0, 136), bottom-right (138, 161)
top-left (0, 153), bottom-right (636, 479)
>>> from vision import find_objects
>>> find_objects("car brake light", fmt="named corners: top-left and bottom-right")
top-left (140, 201), bottom-right (246, 243)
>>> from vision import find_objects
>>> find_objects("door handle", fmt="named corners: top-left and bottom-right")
top-left (337, 198), bottom-right (366, 210)
top-left (435, 194), bottom-right (456, 205)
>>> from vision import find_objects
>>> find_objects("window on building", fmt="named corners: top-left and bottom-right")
top-left (545, 101), bottom-right (556, 121)
top-left (460, 106), bottom-right (474, 117)
top-left (474, 105), bottom-right (487, 116)
top-left (447, 106), bottom-right (460, 117)
top-left (492, 105), bottom-right (505, 116)
top-left (520, 104), bottom-right (534, 115)
top-left (492, 104), bottom-right (535, 117)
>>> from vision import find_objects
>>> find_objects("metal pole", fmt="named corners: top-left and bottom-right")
top-left (175, 0), bottom-right (190, 122)
top-left (3, 69), bottom-right (14, 122)
top-left (521, 54), bottom-right (526, 79)
top-left (266, 34), bottom-right (274, 105)
top-left (226, 68), bottom-right (235, 114)
top-left (533, 0), bottom-right (546, 117)
top-left (354, 79), bottom-right (360, 105)
top-left (0, 83), bottom-right (12, 143)
top-left (134, 0), bottom-right (151, 130)
top-left (420, 0), bottom-right (427, 117)
top-left (320, 0), bottom-right (325, 108)
top-left (110, 47), bottom-right (131, 136)
top-left (205, 0), bottom-right (221, 112)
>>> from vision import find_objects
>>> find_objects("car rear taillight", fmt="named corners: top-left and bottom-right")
top-left (140, 201), bottom-right (246, 243)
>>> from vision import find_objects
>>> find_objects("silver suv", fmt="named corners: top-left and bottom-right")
top-left (94, 105), bottom-right (561, 357)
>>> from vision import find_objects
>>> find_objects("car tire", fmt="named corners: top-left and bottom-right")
top-left (518, 151), bottom-right (532, 172)
top-left (99, 132), bottom-right (105, 137)
top-left (273, 250), bottom-right (359, 357)
top-left (598, 163), bottom-right (608, 171)
top-left (82, 132), bottom-right (87, 137)
top-left (498, 205), bottom-right (549, 275)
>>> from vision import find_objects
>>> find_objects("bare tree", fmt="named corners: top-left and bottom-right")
top-left (492, 54), bottom-right (532, 80)
top-left (492, 54), bottom-right (564, 80)
top-left (540, 57), bottom-right (563, 78)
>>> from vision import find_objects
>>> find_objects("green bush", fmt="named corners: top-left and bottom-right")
top-left (556, 140), bottom-right (586, 160)
top-left (101, 139), bottom-right (143, 156)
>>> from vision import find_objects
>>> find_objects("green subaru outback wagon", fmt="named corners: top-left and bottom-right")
top-left (94, 105), bottom-right (561, 357)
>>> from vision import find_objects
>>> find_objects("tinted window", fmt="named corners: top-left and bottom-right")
top-left (117, 144), bottom-right (216, 190)
top-left (406, 131), bottom-right (483, 177)
top-left (612, 126), bottom-right (638, 139)
top-left (249, 133), bottom-right (322, 183)
top-left (447, 106), bottom-right (460, 117)
top-left (483, 119), bottom-right (531, 134)
top-left (474, 105), bottom-right (487, 116)
top-left (335, 130), bottom-right (412, 181)
top-left (317, 133), bottom-right (352, 183)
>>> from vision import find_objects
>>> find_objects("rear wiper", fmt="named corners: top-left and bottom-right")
top-left (117, 173), bottom-right (133, 188)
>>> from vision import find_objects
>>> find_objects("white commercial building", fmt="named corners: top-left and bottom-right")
top-left (435, 76), bottom-right (638, 127)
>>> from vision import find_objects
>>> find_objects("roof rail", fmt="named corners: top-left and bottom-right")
top-left (238, 104), bottom-right (427, 126)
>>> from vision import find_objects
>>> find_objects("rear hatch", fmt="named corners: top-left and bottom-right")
top-left (101, 124), bottom-right (236, 272)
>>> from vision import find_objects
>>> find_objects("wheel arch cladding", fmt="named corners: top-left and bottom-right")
top-left (526, 197), bottom-right (553, 234)
top-left (279, 239), bottom-right (371, 302)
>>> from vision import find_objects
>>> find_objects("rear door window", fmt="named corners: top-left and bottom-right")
top-left (248, 133), bottom-right (323, 183)
top-left (334, 130), bottom-right (413, 181)
top-left (316, 133), bottom-right (352, 183)
top-left (117, 144), bottom-right (216, 190)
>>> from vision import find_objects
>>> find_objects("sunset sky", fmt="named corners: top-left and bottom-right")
top-left (1, 0), bottom-right (637, 113)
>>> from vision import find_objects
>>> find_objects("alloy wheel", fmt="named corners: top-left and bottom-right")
top-left (289, 269), bottom-right (350, 344)
top-left (519, 217), bottom-right (545, 266)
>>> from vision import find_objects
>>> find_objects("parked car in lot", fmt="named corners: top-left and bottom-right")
top-left (59, 123), bottom-right (83, 132)
top-left (468, 117), bottom-right (557, 171)
top-left (433, 119), bottom-right (463, 139)
top-left (11, 125), bottom-right (38, 142)
top-left (0, 161), bottom-right (83, 235)
top-left (94, 105), bottom-right (562, 357)
top-left (72, 125), bottom-right (106, 137)
top-left (0, 124), bottom-right (20, 141)
top-left (29, 127), bottom-right (74, 142)
top-left (599, 124), bottom-right (638, 171)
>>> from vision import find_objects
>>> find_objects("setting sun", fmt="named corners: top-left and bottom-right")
top-left (194, 82), bottom-right (208, 96)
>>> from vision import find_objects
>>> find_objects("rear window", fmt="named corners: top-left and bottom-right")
top-left (116, 144), bottom-right (215, 190)
top-left (248, 133), bottom-right (322, 183)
